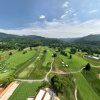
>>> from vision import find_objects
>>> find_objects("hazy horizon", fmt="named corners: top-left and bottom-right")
top-left (0, 0), bottom-right (100, 38)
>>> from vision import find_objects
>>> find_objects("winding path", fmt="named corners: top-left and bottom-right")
top-left (44, 58), bottom-right (54, 81)
top-left (52, 67), bottom-right (85, 75)
top-left (15, 58), bottom-right (54, 83)
top-left (75, 86), bottom-right (78, 100)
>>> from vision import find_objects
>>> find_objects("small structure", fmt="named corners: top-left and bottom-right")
top-left (66, 65), bottom-right (68, 67)
top-left (62, 62), bottom-right (64, 64)
top-left (87, 55), bottom-right (100, 60)
top-left (27, 88), bottom-right (60, 100)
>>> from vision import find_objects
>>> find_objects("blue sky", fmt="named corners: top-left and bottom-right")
top-left (0, 0), bottom-right (100, 38)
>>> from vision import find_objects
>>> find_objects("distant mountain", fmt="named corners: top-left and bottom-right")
top-left (0, 32), bottom-right (44, 39)
top-left (59, 34), bottom-right (100, 43)
top-left (0, 32), bottom-right (20, 39)
top-left (0, 32), bottom-right (65, 50)
top-left (59, 38), bottom-right (79, 42)
top-left (0, 32), bottom-right (100, 42)
top-left (75, 34), bottom-right (100, 42)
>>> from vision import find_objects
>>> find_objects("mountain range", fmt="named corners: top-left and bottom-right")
top-left (0, 32), bottom-right (100, 43)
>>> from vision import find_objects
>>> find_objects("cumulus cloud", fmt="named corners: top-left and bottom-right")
top-left (62, 1), bottom-right (69, 8)
top-left (89, 9), bottom-right (99, 14)
top-left (39, 15), bottom-right (46, 19)
top-left (0, 19), bottom-right (100, 38)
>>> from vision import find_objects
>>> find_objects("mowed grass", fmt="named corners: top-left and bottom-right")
top-left (83, 57), bottom-right (100, 66)
top-left (28, 52), bottom-right (51, 79)
top-left (52, 56), bottom-right (69, 72)
top-left (0, 50), bottom-right (17, 61)
top-left (6, 49), bottom-right (35, 69)
top-left (77, 52), bottom-right (100, 66)
top-left (0, 71), bottom-right (13, 84)
top-left (42, 49), bottom-right (52, 67)
top-left (17, 50), bottom-right (40, 79)
top-left (82, 68), bottom-right (100, 97)
top-left (17, 62), bottom-right (35, 79)
top-left (59, 53), bottom-right (100, 100)
top-left (0, 48), bottom-right (37, 82)
top-left (74, 73), bottom-right (99, 100)
top-left (59, 54), bottom-right (87, 71)
top-left (9, 82), bottom-right (41, 100)
top-left (17, 47), bottom-right (53, 79)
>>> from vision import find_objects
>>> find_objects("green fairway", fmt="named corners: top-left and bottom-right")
top-left (16, 50), bottom-right (40, 79)
top-left (74, 73), bottom-right (99, 100)
top-left (83, 57), bottom-right (100, 66)
top-left (6, 49), bottom-right (35, 69)
top-left (82, 68), bottom-right (100, 97)
top-left (52, 56), bottom-right (69, 72)
top-left (0, 46), bottom-right (100, 100)
top-left (59, 53), bottom-right (100, 100)
top-left (16, 47), bottom-right (53, 79)
top-left (77, 52), bottom-right (100, 66)
top-left (59, 54), bottom-right (87, 71)
top-left (43, 48), bottom-right (52, 67)
top-left (0, 48), bottom-right (36, 82)
top-left (28, 51), bottom-right (51, 79)
top-left (9, 82), bottom-right (41, 100)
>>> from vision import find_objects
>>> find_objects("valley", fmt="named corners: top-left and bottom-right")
top-left (0, 45), bottom-right (100, 100)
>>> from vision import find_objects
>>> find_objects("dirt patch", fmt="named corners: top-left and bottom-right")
top-left (52, 69), bottom-right (66, 74)
top-left (0, 87), bottom-right (4, 95)
top-left (97, 74), bottom-right (100, 79)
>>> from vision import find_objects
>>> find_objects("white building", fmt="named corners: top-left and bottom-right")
top-left (27, 88), bottom-right (60, 100)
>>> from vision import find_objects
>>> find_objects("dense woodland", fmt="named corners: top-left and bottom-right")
top-left (0, 32), bottom-right (100, 54)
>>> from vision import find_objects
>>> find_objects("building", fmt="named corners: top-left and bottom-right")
top-left (27, 88), bottom-right (60, 100)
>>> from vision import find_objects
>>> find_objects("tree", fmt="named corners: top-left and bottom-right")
top-left (70, 48), bottom-right (76, 54)
top-left (9, 52), bottom-right (12, 55)
top-left (60, 50), bottom-right (67, 56)
top-left (51, 75), bottom-right (62, 94)
top-left (23, 51), bottom-right (27, 54)
top-left (30, 47), bottom-right (32, 50)
top-left (38, 81), bottom-right (50, 89)
top-left (84, 63), bottom-right (91, 71)
top-left (43, 50), bottom-right (47, 54)
top-left (69, 54), bottom-right (72, 59)
top-left (52, 53), bottom-right (57, 57)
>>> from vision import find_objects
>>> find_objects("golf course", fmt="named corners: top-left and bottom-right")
top-left (0, 46), bottom-right (100, 100)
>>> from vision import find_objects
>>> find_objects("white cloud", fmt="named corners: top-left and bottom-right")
top-left (39, 15), bottom-right (46, 19)
top-left (89, 9), bottom-right (99, 14)
top-left (0, 20), bottom-right (100, 38)
top-left (61, 14), bottom-right (66, 19)
top-left (62, 1), bottom-right (69, 8)
top-left (73, 13), bottom-right (77, 17)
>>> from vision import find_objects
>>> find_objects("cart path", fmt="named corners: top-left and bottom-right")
top-left (75, 86), bottom-right (78, 100)
top-left (44, 58), bottom-right (54, 81)
top-left (15, 59), bottom-right (100, 82)
top-left (52, 67), bottom-right (85, 75)
top-left (15, 58), bottom-right (54, 82)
